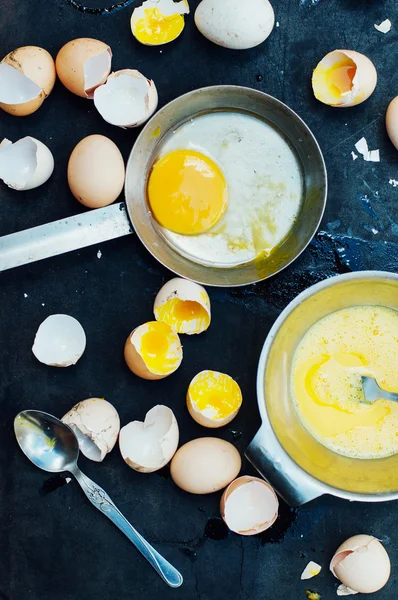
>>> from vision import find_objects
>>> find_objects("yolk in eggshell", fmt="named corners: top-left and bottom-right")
top-left (313, 57), bottom-right (357, 102)
top-left (133, 8), bottom-right (186, 45)
top-left (155, 298), bottom-right (210, 332)
top-left (189, 370), bottom-right (242, 421)
top-left (137, 321), bottom-right (181, 375)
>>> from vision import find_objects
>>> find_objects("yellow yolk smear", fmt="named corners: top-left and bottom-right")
top-left (155, 298), bottom-right (210, 334)
top-left (136, 321), bottom-right (181, 375)
top-left (132, 8), bottom-right (185, 45)
top-left (313, 56), bottom-right (357, 104)
top-left (188, 370), bottom-right (242, 421)
top-left (292, 306), bottom-right (398, 459)
top-left (148, 149), bottom-right (228, 235)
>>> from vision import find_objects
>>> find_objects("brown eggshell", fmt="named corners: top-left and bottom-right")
top-left (56, 38), bottom-right (111, 98)
top-left (386, 96), bottom-right (398, 150)
top-left (124, 324), bottom-right (182, 380)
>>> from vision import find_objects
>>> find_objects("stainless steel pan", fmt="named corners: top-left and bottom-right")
top-left (0, 86), bottom-right (327, 286)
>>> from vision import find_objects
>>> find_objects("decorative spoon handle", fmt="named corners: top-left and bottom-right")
top-left (72, 467), bottom-right (183, 588)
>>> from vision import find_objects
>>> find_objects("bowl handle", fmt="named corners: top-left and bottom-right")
top-left (246, 425), bottom-right (325, 507)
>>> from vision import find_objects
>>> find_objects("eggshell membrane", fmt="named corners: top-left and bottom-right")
top-left (0, 136), bottom-right (54, 191)
top-left (124, 321), bottom-right (183, 380)
top-left (187, 370), bottom-right (242, 428)
top-left (194, 0), bottom-right (275, 50)
top-left (154, 277), bottom-right (211, 335)
top-left (220, 476), bottom-right (278, 535)
top-left (0, 46), bottom-right (56, 116)
top-left (386, 96), bottom-right (398, 150)
top-left (67, 135), bottom-right (125, 208)
top-left (312, 50), bottom-right (377, 108)
top-left (330, 535), bottom-right (391, 594)
top-left (32, 314), bottom-right (86, 367)
top-left (170, 437), bottom-right (241, 494)
top-left (56, 38), bottom-right (111, 98)
top-left (119, 405), bottom-right (179, 472)
top-left (62, 398), bottom-right (120, 462)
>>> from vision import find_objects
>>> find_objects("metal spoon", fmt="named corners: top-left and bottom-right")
top-left (14, 410), bottom-right (183, 588)
top-left (361, 376), bottom-right (398, 405)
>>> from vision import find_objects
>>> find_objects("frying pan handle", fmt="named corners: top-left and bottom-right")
top-left (0, 202), bottom-right (132, 272)
top-left (246, 424), bottom-right (324, 507)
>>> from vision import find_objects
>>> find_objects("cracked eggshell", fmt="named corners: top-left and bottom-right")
top-left (170, 437), bottom-right (241, 494)
top-left (56, 38), bottom-right (112, 98)
top-left (195, 0), bottom-right (275, 50)
top-left (93, 69), bottom-right (158, 128)
top-left (154, 278), bottom-right (211, 334)
top-left (220, 476), bottom-right (278, 535)
top-left (62, 398), bottom-right (120, 462)
top-left (0, 137), bottom-right (54, 191)
top-left (330, 535), bottom-right (391, 594)
top-left (32, 314), bottom-right (86, 367)
top-left (0, 46), bottom-right (56, 116)
top-left (312, 50), bottom-right (377, 108)
top-left (386, 96), bottom-right (398, 150)
top-left (119, 405), bottom-right (179, 472)
top-left (131, 0), bottom-right (190, 46)
top-left (301, 561), bottom-right (322, 580)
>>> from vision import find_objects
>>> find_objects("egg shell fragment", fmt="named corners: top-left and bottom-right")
top-left (220, 476), bottom-right (278, 535)
top-left (312, 50), bottom-right (377, 108)
top-left (301, 561), bottom-right (322, 580)
top-left (154, 278), bottom-right (211, 335)
top-left (187, 370), bottom-right (242, 428)
top-left (62, 398), bottom-right (120, 462)
top-left (0, 137), bottom-right (54, 191)
top-left (194, 0), bottom-right (275, 50)
top-left (131, 0), bottom-right (190, 46)
top-left (386, 96), bottom-right (398, 151)
top-left (32, 314), bottom-right (86, 367)
top-left (330, 535), bottom-right (391, 594)
top-left (67, 135), bottom-right (125, 208)
top-left (93, 69), bottom-right (158, 128)
top-left (56, 38), bottom-right (112, 98)
top-left (170, 437), bottom-right (241, 494)
top-left (119, 405), bottom-right (179, 472)
top-left (0, 46), bottom-right (56, 116)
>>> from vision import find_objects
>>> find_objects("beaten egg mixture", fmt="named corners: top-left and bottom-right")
top-left (292, 305), bottom-right (398, 459)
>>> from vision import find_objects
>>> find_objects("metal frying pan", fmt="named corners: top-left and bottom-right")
top-left (0, 86), bottom-right (327, 286)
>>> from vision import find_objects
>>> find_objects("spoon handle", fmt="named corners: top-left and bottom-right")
top-left (72, 467), bottom-right (183, 588)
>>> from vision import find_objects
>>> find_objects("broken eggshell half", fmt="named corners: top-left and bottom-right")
top-left (94, 69), bottom-right (158, 128)
top-left (220, 476), bottom-right (278, 535)
top-left (312, 50), bottom-right (377, 108)
top-left (0, 46), bottom-right (56, 116)
top-left (131, 0), bottom-right (190, 46)
top-left (62, 398), bottom-right (120, 462)
top-left (154, 277), bottom-right (211, 335)
top-left (0, 137), bottom-right (54, 191)
top-left (56, 38), bottom-right (112, 99)
top-left (330, 534), bottom-right (391, 594)
top-left (32, 314), bottom-right (86, 367)
top-left (119, 405), bottom-right (179, 472)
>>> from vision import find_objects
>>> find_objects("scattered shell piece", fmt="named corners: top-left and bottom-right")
top-left (154, 278), bottom-right (211, 334)
top-left (32, 314), bottom-right (86, 367)
top-left (312, 50), bottom-right (377, 107)
top-left (65, 477), bottom-right (72, 483)
top-left (337, 585), bottom-right (358, 596)
top-left (330, 534), bottom-right (391, 594)
top-left (62, 398), bottom-right (120, 462)
top-left (374, 19), bottom-right (391, 34)
top-left (56, 38), bottom-right (112, 98)
top-left (187, 370), bottom-right (242, 428)
top-left (97, 250), bottom-right (102, 259)
top-left (0, 46), bottom-right (56, 116)
top-left (301, 561), bottom-right (322, 580)
top-left (354, 137), bottom-right (380, 162)
top-left (131, 0), bottom-right (190, 46)
top-left (0, 137), bottom-right (54, 191)
top-left (386, 96), bottom-right (398, 150)
top-left (351, 152), bottom-right (358, 161)
top-left (94, 69), bottom-right (158, 128)
top-left (220, 476), bottom-right (278, 535)
top-left (119, 405), bottom-right (178, 472)
top-left (389, 178), bottom-right (398, 187)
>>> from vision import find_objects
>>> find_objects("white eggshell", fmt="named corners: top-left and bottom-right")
top-left (94, 69), bottom-right (158, 128)
top-left (301, 561), bottom-right (322, 580)
top-left (154, 277), bottom-right (211, 334)
top-left (119, 405), bottom-right (179, 472)
top-left (386, 96), bottom-right (398, 150)
top-left (32, 314), bottom-right (86, 367)
top-left (194, 0), bottom-right (275, 50)
top-left (62, 398), bottom-right (120, 462)
top-left (0, 136), bottom-right (54, 191)
top-left (170, 437), bottom-right (241, 494)
top-left (330, 535), bottom-right (391, 594)
top-left (220, 476), bottom-right (278, 535)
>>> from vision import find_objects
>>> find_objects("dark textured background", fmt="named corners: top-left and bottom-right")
top-left (1, 0), bottom-right (398, 598)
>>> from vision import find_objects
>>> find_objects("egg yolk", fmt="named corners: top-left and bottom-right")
top-left (188, 370), bottom-right (242, 420)
top-left (313, 57), bottom-right (357, 103)
top-left (132, 8), bottom-right (185, 45)
top-left (148, 149), bottom-right (228, 235)
top-left (155, 298), bottom-right (210, 334)
top-left (137, 321), bottom-right (181, 375)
